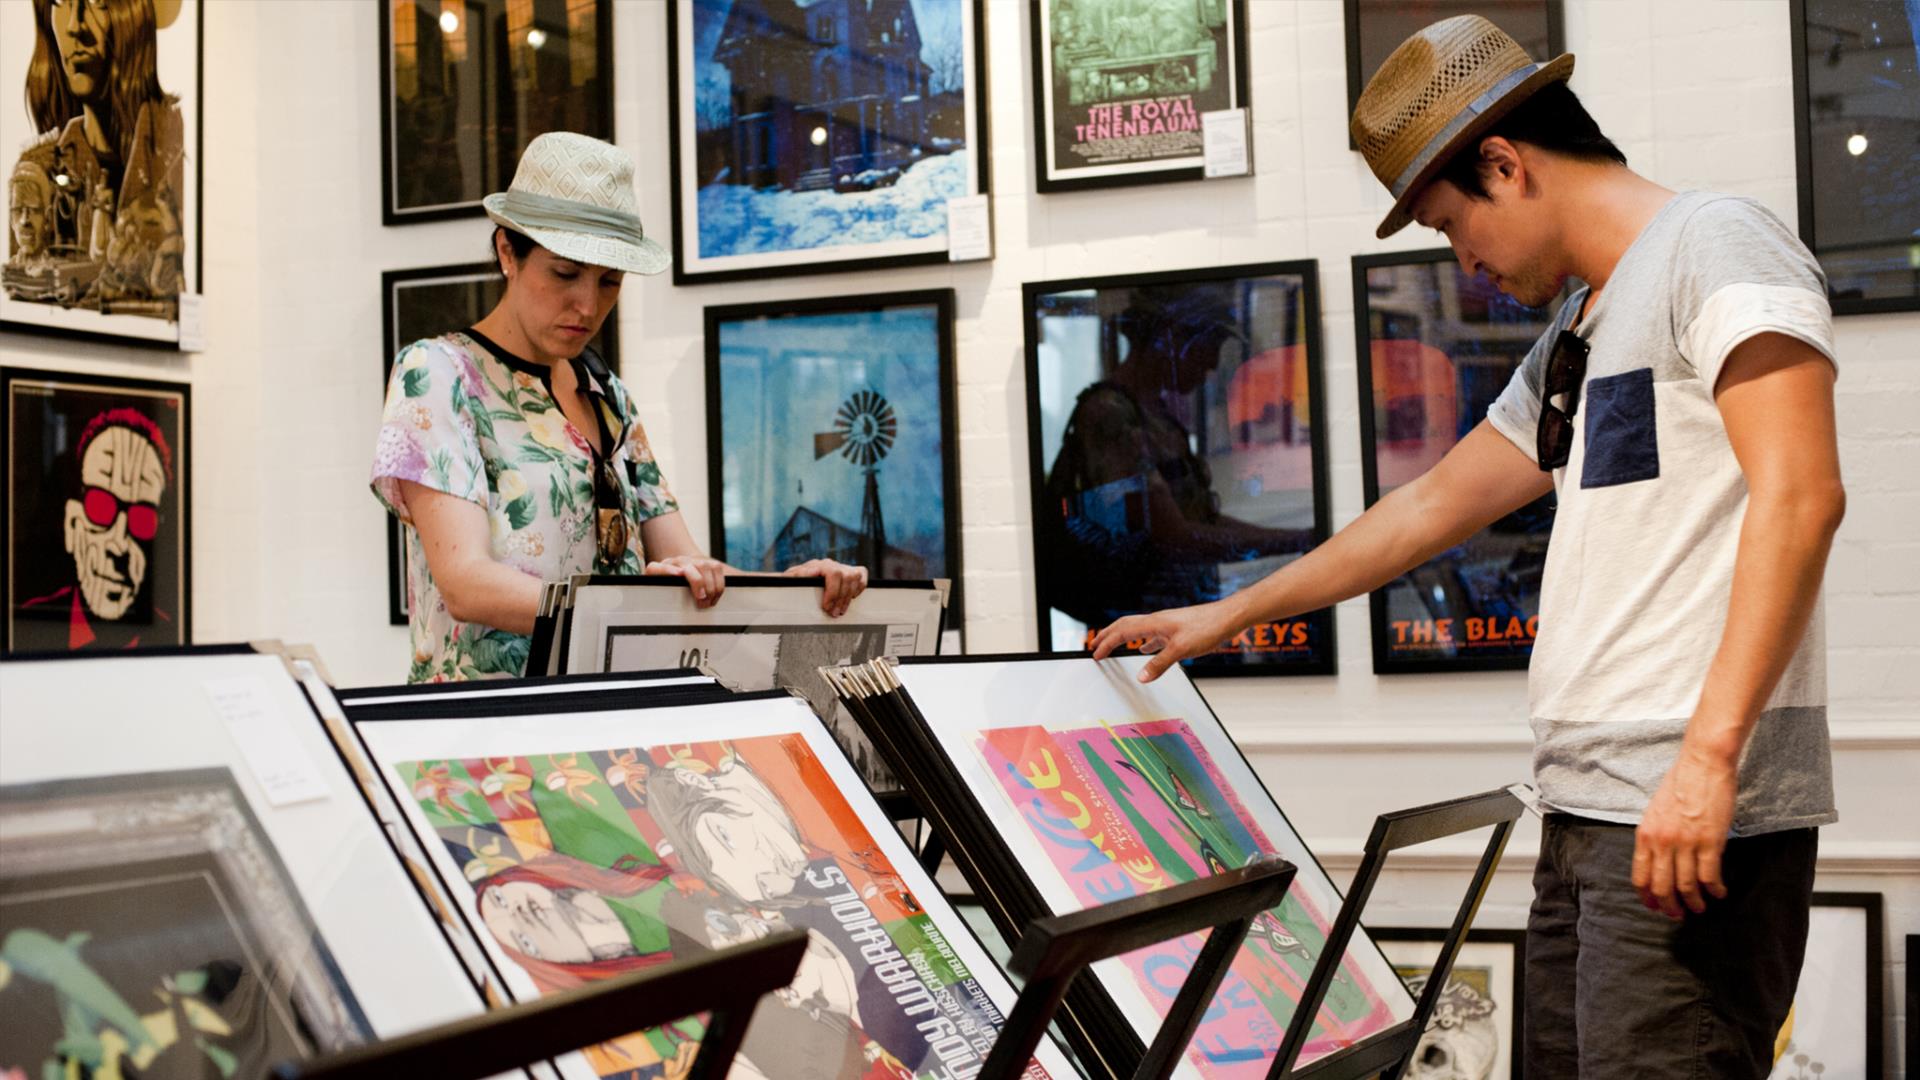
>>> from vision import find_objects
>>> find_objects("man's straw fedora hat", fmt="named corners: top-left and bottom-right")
top-left (1352, 15), bottom-right (1575, 239)
top-left (483, 132), bottom-right (670, 276)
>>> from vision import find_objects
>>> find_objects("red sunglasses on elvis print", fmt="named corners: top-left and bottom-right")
top-left (82, 487), bottom-right (160, 541)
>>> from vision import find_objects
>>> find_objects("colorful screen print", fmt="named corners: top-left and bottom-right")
top-left (380, 0), bottom-right (614, 223)
top-left (1024, 263), bottom-right (1333, 675)
top-left (354, 692), bottom-right (1077, 1080)
top-left (0, 769), bottom-right (370, 1078)
top-left (666, 0), bottom-right (988, 283)
top-left (1351, 250), bottom-right (1562, 673)
top-left (1, 0), bottom-right (202, 344)
top-left (706, 292), bottom-right (958, 611)
top-left (893, 655), bottom-right (1415, 1075)
top-left (381, 262), bottom-right (619, 625)
top-left (1032, 0), bottom-right (1248, 192)
top-left (1344, 0), bottom-right (1560, 149)
top-left (3, 368), bottom-right (190, 652)
top-left (1791, 0), bottom-right (1920, 314)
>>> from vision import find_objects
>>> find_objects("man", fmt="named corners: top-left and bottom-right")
top-left (1093, 16), bottom-right (1843, 1078)
top-left (19, 406), bottom-right (176, 650)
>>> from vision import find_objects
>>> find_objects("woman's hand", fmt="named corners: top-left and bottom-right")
top-left (784, 559), bottom-right (868, 617)
top-left (645, 555), bottom-right (727, 608)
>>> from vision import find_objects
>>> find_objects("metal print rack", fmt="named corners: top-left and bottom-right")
top-left (275, 930), bottom-right (810, 1080)
top-left (823, 655), bottom-right (1526, 1080)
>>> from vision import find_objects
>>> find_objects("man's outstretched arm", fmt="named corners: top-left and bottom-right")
top-left (1091, 419), bottom-right (1553, 681)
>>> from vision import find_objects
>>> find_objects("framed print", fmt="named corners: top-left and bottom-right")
top-left (1024, 261), bottom-right (1334, 676)
top-left (559, 576), bottom-right (947, 793)
top-left (664, 0), bottom-right (990, 285)
top-left (1770, 893), bottom-right (1884, 1080)
top-left (1343, 1), bottom-right (1561, 150)
top-left (348, 689), bottom-right (1080, 1080)
top-left (379, 0), bottom-right (614, 225)
top-left (1373, 927), bottom-right (1525, 1080)
top-left (380, 262), bottom-right (619, 625)
top-left (1351, 249), bottom-right (1562, 673)
top-left (1789, 0), bottom-right (1920, 314)
top-left (886, 654), bottom-right (1416, 1075)
top-left (0, 648), bottom-right (492, 1052)
top-left (3, 368), bottom-right (189, 652)
top-left (1, 770), bottom-right (371, 1074)
top-left (705, 290), bottom-right (961, 625)
top-left (1, 0), bottom-right (202, 345)
top-left (1032, 0), bottom-right (1249, 192)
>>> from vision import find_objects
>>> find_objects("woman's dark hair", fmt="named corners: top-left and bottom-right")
top-left (1434, 81), bottom-right (1626, 200)
top-left (491, 226), bottom-right (537, 276)
top-left (26, 0), bottom-right (176, 170)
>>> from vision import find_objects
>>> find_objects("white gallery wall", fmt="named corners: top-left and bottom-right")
top-left (0, 1), bottom-right (1912, 1070)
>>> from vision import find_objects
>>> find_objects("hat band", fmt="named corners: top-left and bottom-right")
top-left (1389, 63), bottom-right (1541, 198)
top-left (497, 189), bottom-right (647, 247)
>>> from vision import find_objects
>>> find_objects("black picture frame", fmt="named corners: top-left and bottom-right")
top-left (1030, 0), bottom-right (1251, 193)
top-left (1351, 248), bottom-right (1560, 674)
top-left (1022, 260), bottom-right (1336, 677)
top-left (1371, 926), bottom-right (1526, 1080)
top-left (1778, 892), bottom-right (1887, 1080)
top-left (663, 0), bottom-right (992, 286)
top-left (703, 289), bottom-right (963, 629)
top-left (1788, 0), bottom-right (1920, 315)
top-left (2, 367), bottom-right (192, 653)
top-left (378, 261), bottom-right (620, 625)
top-left (0, 0), bottom-right (205, 347)
top-left (378, 0), bottom-right (617, 226)
top-left (1343, 0), bottom-right (1563, 151)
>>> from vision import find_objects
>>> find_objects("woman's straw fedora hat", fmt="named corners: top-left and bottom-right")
top-left (1352, 15), bottom-right (1575, 239)
top-left (483, 132), bottom-right (670, 275)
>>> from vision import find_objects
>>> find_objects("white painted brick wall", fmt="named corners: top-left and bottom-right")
top-left (0, 2), bottom-right (1911, 1068)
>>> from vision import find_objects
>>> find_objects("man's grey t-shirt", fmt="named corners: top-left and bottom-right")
top-left (1486, 190), bottom-right (1838, 836)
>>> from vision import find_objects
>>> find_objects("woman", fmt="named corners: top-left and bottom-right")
top-left (372, 132), bottom-right (865, 682)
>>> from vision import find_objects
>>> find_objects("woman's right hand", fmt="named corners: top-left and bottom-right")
top-left (1089, 599), bottom-right (1242, 682)
top-left (645, 555), bottom-right (727, 609)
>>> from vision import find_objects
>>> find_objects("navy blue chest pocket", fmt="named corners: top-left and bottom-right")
top-left (1580, 367), bottom-right (1660, 489)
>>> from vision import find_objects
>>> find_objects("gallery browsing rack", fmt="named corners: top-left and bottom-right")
top-left (0, 641), bottom-right (1517, 1080)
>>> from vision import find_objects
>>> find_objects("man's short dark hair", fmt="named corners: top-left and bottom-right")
top-left (1435, 81), bottom-right (1627, 199)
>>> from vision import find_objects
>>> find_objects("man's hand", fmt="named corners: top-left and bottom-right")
top-left (645, 554), bottom-right (727, 608)
top-left (1632, 743), bottom-right (1738, 918)
top-left (783, 559), bottom-right (868, 616)
top-left (1089, 600), bottom-right (1240, 682)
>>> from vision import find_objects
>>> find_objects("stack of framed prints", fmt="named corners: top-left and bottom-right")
top-left (1031, 0), bottom-right (1249, 192)
top-left (829, 653), bottom-right (1417, 1077)
top-left (1343, 1), bottom-right (1562, 150)
top-left (344, 685), bottom-right (1079, 1080)
top-left (705, 290), bottom-right (962, 625)
top-left (1372, 927), bottom-right (1525, 1080)
top-left (1350, 250), bottom-right (1563, 673)
top-left (379, 0), bottom-right (614, 224)
top-left (378, 263), bottom-right (620, 625)
top-left (0, 646), bottom-right (488, 1076)
top-left (1789, 0), bottom-right (1920, 314)
top-left (1024, 262), bottom-right (1334, 676)
top-left (3, 367), bottom-right (191, 652)
top-left (547, 575), bottom-right (949, 795)
top-left (664, 0), bottom-right (990, 284)
top-left (0, 0), bottom-right (203, 345)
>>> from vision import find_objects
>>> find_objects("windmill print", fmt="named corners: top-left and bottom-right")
top-left (709, 292), bottom-right (959, 615)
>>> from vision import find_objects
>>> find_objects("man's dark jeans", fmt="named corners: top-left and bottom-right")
top-left (1524, 814), bottom-right (1817, 1078)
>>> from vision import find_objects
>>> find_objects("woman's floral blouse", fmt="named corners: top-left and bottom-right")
top-left (371, 330), bottom-right (677, 682)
